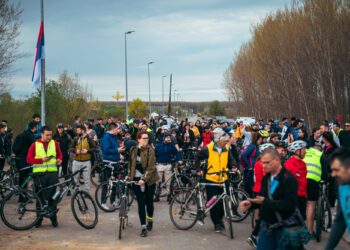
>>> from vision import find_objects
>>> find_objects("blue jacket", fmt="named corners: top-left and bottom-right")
top-left (154, 142), bottom-right (181, 163)
top-left (241, 144), bottom-right (260, 169)
top-left (101, 132), bottom-right (120, 162)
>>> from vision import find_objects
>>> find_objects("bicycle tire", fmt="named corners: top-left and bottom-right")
top-left (323, 196), bottom-right (332, 231)
top-left (0, 188), bottom-right (42, 230)
top-left (229, 188), bottom-right (250, 222)
top-left (71, 190), bottom-right (98, 229)
top-left (169, 190), bottom-right (198, 230)
top-left (90, 163), bottom-right (103, 187)
top-left (316, 197), bottom-right (323, 242)
top-left (95, 181), bottom-right (121, 212)
top-left (224, 198), bottom-right (234, 239)
top-left (119, 198), bottom-right (127, 240)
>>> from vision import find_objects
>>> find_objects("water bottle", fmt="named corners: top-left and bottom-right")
top-left (205, 195), bottom-right (217, 208)
top-left (52, 190), bottom-right (61, 201)
top-left (140, 184), bottom-right (145, 193)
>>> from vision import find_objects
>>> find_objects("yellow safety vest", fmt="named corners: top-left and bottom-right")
top-left (303, 148), bottom-right (322, 182)
top-left (126, 119), bottom-right (133, 125)
top-left (33, 140), bottom-right (58, 173)
top-left (235, 126), bottom-right (243, 138)
top-left (206, 142), bottom-right (229, 183)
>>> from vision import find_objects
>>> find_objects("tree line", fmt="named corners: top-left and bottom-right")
top-left (223, 0), bottom-right (350, 130)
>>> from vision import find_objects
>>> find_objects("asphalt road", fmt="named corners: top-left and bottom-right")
top-left (0, 188), bottom-right (349, 250)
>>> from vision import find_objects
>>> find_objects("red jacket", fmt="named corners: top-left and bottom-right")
top-left (27, 139), bottom-right (63, 165)
top-left (252, 159), bottom-right (265, 193)
top-left (284, 156), bottom-right (307, 197)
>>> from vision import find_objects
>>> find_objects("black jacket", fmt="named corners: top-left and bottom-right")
top-left (253, 166), bottom-right (298, 224)
top-left (53, 132), bottom-right (72, 160)
top-left (93, 124), bottom-right (105, 139)
top-left (12, 130), bottom-right (35, 158)
top-left (339, 130), bottom-right (350, 148)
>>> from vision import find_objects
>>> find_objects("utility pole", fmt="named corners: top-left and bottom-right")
top-left (124, 30), bottom-right (134, 120)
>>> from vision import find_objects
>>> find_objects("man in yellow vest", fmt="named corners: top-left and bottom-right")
top-left (303, 145), bottom-right (325, 235)
top-left (69, 125), bottom-right (96, 192)
top-left (195, 128), bottom-right (238, 232)
top-left (27, 126), bottom-right (63, 228)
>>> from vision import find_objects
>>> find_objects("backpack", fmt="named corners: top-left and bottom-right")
top-left (239, 145), bottom-right (256, 169)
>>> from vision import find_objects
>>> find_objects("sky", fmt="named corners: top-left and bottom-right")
top-left (9, 0), bottom-right (290, 102)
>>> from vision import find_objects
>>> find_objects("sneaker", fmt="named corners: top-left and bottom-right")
top-left (67, 190), bottom-right (71, 197)
top-left (112, 201), bottom-right (120, 208)
top-left (219, 221), bottom-right (225, 231)
top-left (50, 216), bottom-right (58, 227)
top-left (147, 220), bottom-right (153, 231)
top-left (140, 228), bottom-right (148, 237)
top-left (154, 196), bottom-right (160, 202)
top-left (214, 224), bottom-right (222, 233)
top-left (326, 227), bottom-right (332, 233)
top-left (101, 203), bottom-right (110, 210)
top-left (247, 235), bottom-right (257, 248)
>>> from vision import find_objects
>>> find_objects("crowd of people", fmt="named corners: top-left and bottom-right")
top-left (0, 114), bottom-right (350, 249)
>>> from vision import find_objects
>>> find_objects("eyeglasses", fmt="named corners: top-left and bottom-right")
top-left (141, 137), bottom-right (149, 140)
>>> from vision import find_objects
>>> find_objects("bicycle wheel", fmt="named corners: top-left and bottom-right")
top-left (90, 163), bottom-right (103, 187)
top-left (0, 170), bottom-right (13, 199)
top-left (323, 197), bottom-right (332, 231)
top-left (95, 181), bottom-right (121, 212)
top-left (229, 188), bottom-right (250, 222)
top-left (224, 197), bottom-right (234, 239)
top-left (118, 198), bottom-right (127, 239)
top-left (71, 190), bottom-right (98, 229)
top-left (170, 175), bottom-right (193, 201)
top-left (0, 188), bottom-right (42, 230)
top-left (169, 190), bottom-right (198, 230)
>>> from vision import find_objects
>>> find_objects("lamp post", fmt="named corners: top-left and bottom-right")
top-left (147, 61), bottom-right (154, 117)
top-left (124, 30), bottom-right (134, 120)
top-left (173, 89), bottom-right (176, 117)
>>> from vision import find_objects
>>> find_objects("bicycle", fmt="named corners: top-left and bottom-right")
top-left (90, 149), bottom-right (105, 187)
top-left (0, 166), bottom-right (98, 230)
top-left (169, 170), bottom-right (236, 239)
top-left (315, 180), bottom-right (332, 242)
top-left (154, 162), bottom-right (193, 201)
top-left (95, 161), bottom-right (134, 212)
top-left (117, 179), bottom-right (137, 240)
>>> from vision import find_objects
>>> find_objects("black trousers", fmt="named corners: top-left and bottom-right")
top-left (15, 157), bottom-right (31, 188)
top-left (297, 196), bottom-right (307, 220)
top-left (101, 164), bottom-right (117, 204)
top-left (0, 158), bottom-right (5, 171)
top-left (60, 157), bottom-right (69, 177)
top-left (33, 172), bottom-right (59, 218)
top-left (133, 183), bottom-right (156, 226)
top-left (205, 180), bottom-right (230, 225)
top-left (328, 177), bottom-right (338, 208)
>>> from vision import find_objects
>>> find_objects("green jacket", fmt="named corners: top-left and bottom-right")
top-left (128, 145), bottom-right (160, 185)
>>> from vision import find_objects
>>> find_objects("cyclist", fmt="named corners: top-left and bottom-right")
top-left (53, 123), bottom-right (72, 180)
top-left (129, 119), bottom-right (141, 140)
top-left (26, 114), bottom-right (42, 140)
top-left (306, 128), bottom-right (322, 147)
top-left (247, 143), bottom-right (276, 248)
top-left (27, 126), bottom-right (63, 227)
top-left (303, 145), bottom-right (325, 235)
top-left (200, 125), bottom-right (213, 148)
top-left (126, 131), bottom-right (159, 237)
top-left (0, 124), bottom-right (10, 170)
top-left (194, 128), bottom-right (238, 232)
top-left (338, 120), bottom-right (350, 148)
top-left (325, 147), bottom-right (350, 250)
top-left (154, 133), bottom-right (182, 202)
top-left (69, 125), bottom-right (97, 192)
top-left (100, 123), bottom-right (125, 210)
top-left (285, 140), bottom-right (308, 220)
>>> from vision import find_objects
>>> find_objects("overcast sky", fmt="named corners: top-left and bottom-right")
top-left (9, 0), bottom-right (290, 102)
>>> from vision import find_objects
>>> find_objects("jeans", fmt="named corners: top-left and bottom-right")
top-left (257, 228), bottom-right (297, 250)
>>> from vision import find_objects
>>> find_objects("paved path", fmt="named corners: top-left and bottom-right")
top-left (0, 189), bottom-right (349, 249)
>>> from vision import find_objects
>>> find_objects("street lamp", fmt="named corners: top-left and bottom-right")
top-left (162, 75), bottom-right (166, 113)
top-left (147, 61), bottom-right (154, 117)
top-left (124, 30), bottom-right (134, 121)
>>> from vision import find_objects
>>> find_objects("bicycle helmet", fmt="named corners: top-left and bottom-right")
top-left (161, 125), bottom-right (169, 131)
top-left (289, 140), bottom-right (308, 153)
top-left (258, 130), bottom-right (270, 137)
top-left (259, 143), bottom-right (275, 152)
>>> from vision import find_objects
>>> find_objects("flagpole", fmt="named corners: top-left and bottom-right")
top-left (40, 0), bottom-right (46, 126)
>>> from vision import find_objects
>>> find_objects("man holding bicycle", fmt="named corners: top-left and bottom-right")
top-left (154, 132), bottom-right (182, 202)
top-left (100, 123), bottom-right (125, 210)
top-left (195, 128), bottom-right (238, 232)
top-left (27, 126), bottom-right (63, 227)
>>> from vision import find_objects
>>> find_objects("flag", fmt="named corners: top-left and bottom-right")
top-left (337, 115), bottom-right (342, 124)
top-left (32, 21), bottom-right (45, 89)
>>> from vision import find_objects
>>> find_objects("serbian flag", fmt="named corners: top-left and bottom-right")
top-left (32, 21), bottom-right (45, 89)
